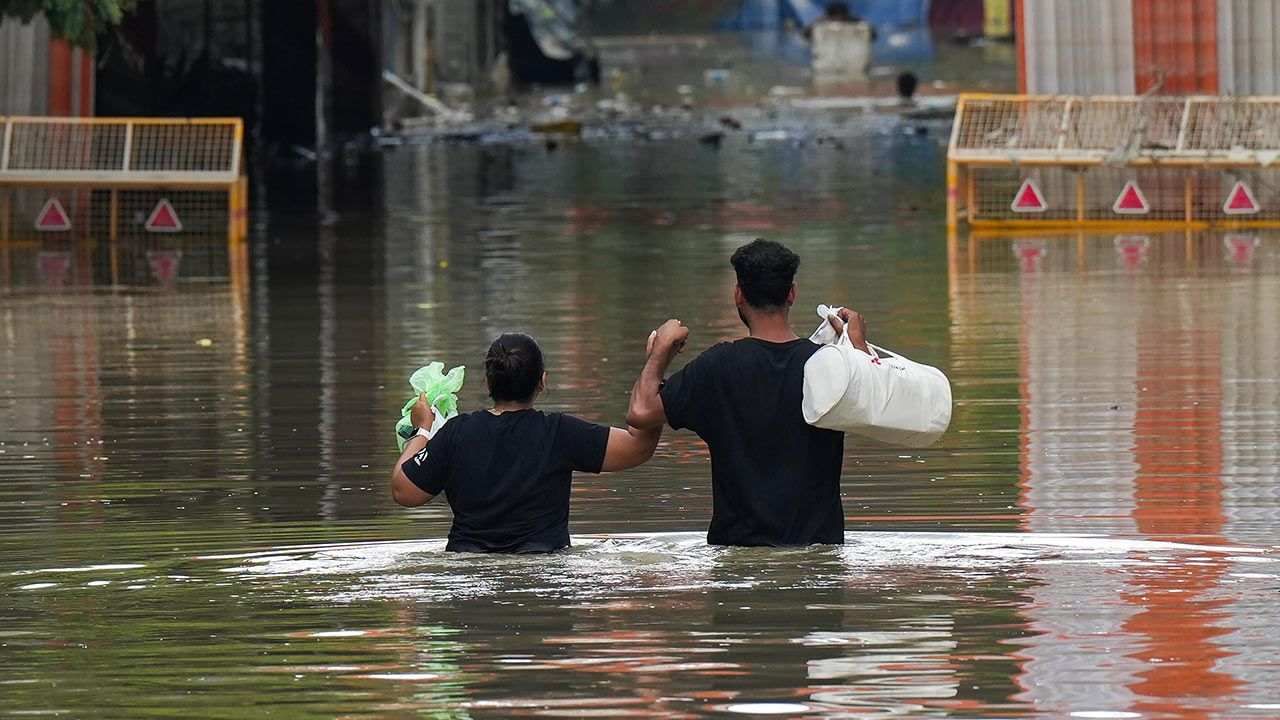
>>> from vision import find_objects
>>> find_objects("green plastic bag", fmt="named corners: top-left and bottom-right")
top-left (395, 362), bottom-right (465, 451)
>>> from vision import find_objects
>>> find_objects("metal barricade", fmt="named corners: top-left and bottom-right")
top-left (0, 116), bottom-right (247, 289)
top-left (948, 94), bottom-right (1280, 230)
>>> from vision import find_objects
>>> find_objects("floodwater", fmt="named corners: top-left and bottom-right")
top-left (3, 119), bottom-right (1280, 718)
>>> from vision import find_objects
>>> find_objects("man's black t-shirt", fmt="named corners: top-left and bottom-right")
top-left (400, 409), bottom-right (609, 553)
top-left (660, 338), bottom-right (845, 546)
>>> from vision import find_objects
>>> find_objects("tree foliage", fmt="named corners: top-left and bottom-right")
top-left (0, 0), bottom-right (134, 48)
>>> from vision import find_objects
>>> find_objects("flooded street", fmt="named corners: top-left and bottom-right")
top-left (3, 121), bottom-right (1280, 718)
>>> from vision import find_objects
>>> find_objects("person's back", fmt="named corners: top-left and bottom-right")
top-left (661, 337), bottom-right (844, 546)
top-left (628, 239), bottom-right (870, 547)
top-left (390, 333), bottom-right (661, 553)
top-left (410, 408), bottom-right (608, 553)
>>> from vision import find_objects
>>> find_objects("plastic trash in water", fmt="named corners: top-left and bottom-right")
top-left (803, 305), bottom-right (952, 447)
top-left (704, 68), bottom-right (731, 86)
top-left (395, 362), bottom-right (465, 451)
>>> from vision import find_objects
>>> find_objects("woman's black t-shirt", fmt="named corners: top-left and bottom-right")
top-left (401, 409), bottom-right (610, 553)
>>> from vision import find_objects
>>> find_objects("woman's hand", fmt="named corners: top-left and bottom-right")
top-left (410, 393), bottom-right (436, 429)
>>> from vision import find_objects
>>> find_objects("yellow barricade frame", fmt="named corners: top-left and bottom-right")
top-left (947, 94), bottom-right (1280, 230)
top-left (0, 116), bottom-right (247, 246)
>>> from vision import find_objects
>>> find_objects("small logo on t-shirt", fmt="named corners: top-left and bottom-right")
top-left (414, 448), bottom-right (429, 465)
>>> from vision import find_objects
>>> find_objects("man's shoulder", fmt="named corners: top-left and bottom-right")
top-left (688, 338), bottom-right (821, 366)
top-left (674, 341), bottom-right (736, 376)
top-left (696, 340), bottom-right (738, 360)
top-left (729, 337), bottom-right (821, 357)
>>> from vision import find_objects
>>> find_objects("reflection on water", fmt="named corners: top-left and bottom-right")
top-left (951, 230), bottom-right (1280, 718)
top-left (3, 131), bottom-right (1280, 717)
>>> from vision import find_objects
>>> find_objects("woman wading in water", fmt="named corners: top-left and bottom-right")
top-left (390, 330), bottom-right (679, 553)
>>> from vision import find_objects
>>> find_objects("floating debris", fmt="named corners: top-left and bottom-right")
top-left (531, 119), bottom-right (584, 136)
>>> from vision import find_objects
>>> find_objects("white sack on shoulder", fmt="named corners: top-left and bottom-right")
top-left (802, 305), bottom-right (952, 448)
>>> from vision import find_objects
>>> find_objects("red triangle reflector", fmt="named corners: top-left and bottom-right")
top-left (1224, 234), bottom-right (1259, 266)
top-left (145, 199), bottom-right (184, 232)
top-left (1112, 181), bottom-right (1150, 214)
top-left (1011, 179), bottom-right (1047, 213)
top-left (1013, 239), bottom-right (1047, 272)
top-left (1223, 181), bottom-right (1260, 215)
top-left (37, 252), bottom-right (72, 286)
top-left (147, 250), bottom-right (183, 286)
top-left (34, 198), bottom-right (72, 232)
top-left (1114, 235), bottom-right (1150, 270)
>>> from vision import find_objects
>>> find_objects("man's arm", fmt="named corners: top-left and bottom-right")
top-left (626, 319), bottom-right (689, 430)
top-left (389, 394), bottom-right (437, 507)
top-left (826, 307), bottom-right (871, 355)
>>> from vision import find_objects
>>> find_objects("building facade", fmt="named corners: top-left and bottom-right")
top-left (1018, 0), bottom-right (1280, 95)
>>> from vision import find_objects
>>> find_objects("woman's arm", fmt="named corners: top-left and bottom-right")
top-left (390, 436), bottom-right (434, 506)
top-left (600, 424), bottom-right (661, 472)
top-left (389, 394), bottom-right (437, 507)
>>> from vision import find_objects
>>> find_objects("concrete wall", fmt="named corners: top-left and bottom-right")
top-left (382, 0), bottom-right (431, 90)
top-left (1020, 0), bottom-right (1135, 95)
top-left (431, 0), bottom-right (503, 86)
top-left (1218, 0), bottom-right (1280, 95)
top-left (383, 0), bottom-right (504, 87)
top-left (0, 16), bottom-right (51, 115)
top-left (1, 15), bottom-right (94, 117)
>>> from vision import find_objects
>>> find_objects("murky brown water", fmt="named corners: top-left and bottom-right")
top-left (3, 124), bottom-right (1280, 718)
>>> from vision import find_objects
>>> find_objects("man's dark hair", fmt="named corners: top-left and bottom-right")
top-left (730, 239), bottom-right (800, 310)
top-left (485, 333), bottom-right (544, 403)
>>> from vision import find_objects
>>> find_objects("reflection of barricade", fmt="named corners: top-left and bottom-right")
top-left (949, 230), bottom-right (1278, 276)
top-left (0, 116), bottom-right (247, 289)
top-left (947, 95), bottom-right (1280, 230)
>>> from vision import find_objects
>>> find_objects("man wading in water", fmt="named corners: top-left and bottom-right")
top-left (628, 239), bottom-right (868, 546)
